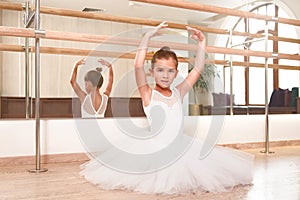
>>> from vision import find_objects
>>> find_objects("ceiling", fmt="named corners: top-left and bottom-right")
top-left (3, 0), bottom-right (272, 25)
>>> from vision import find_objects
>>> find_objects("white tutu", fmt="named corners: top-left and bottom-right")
top-left (80, 89), bottom-right (254, 194)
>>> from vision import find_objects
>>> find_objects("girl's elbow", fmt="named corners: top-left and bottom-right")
top-left (70, 80), bottom-right (76, 87)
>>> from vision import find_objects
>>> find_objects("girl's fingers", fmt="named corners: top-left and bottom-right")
top-left (186, 26), bottom-right (194, 31)
top-left (186, 26), bottom-right (199, 33)
top-left (98, 58), bottom-right (110, 66)
top-left (186, 26), bottom-right (202, 34)
top-left (158, 21), bottom-right (168, 28)
top-left (154, 21), bottom-right (168, 34)
top-left (77, 58), bottom-right (85, 65)
top-left (146, 22), bottom-right (168, 38)
top-left (186, 26), bottom-right (205, 41)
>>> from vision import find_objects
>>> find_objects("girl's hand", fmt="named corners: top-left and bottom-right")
top-left (145, 21), bottom-right (168, 38)
top-left (98, 58), bottom-right (111, 67)
top-left (186, 26), bottom-right (206, 42)
top-left (75, 57), bottom-right (86, 66)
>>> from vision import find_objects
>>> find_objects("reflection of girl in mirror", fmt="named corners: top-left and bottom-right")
top-left (70, 58), bottom-right (114, 118)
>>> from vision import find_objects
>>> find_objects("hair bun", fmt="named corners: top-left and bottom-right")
top-left (160, 46), bottom-right (171, 51)
top-left (95, 67), bottom-right (102, 73)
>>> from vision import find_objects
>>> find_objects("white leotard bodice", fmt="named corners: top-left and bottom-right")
top-left (81, 94), bottom-right (108, 118)
top-left (143, 88), bottom-right (183, 144)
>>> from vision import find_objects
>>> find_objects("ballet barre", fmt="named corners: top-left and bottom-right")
top-left (1, 26), bottom-right (300, 61)
top-left (130, 0), bottom-right (300, 26)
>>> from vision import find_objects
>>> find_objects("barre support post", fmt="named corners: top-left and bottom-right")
top-left (29, 0), bottom-right (48, 173)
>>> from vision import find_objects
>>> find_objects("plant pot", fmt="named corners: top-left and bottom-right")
top-left (189, 104), bottom-right (202, 116)
top-left (193, 88), bottom-right (213, 106)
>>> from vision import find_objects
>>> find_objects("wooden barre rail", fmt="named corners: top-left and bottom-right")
top-left (1, 43), bottom-right (299, 71)
top-left (0, 43), bottom-right (173, 61)
top-left (1, 26), bottom-right (300, 61)
top-left (0, 2), bottom-right (299, 45)
top-left (131, 0), bottom-right (300, 27)
top-left (0, 26), bottom-right (195, 51)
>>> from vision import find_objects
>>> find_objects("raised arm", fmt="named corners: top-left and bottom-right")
top-left (134, 21), bottom-right (168, 106)
top-left (98, 59), bottom-right (114, 97)
top-left (176, 26), bottom-right (206, 98)
top-left (70, 58), bottom-right (87, 103)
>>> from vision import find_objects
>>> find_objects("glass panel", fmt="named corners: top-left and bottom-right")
top-left (249, 68), bottom-right (273, 104)
top-left (224, 66), bottom-right (246, 105)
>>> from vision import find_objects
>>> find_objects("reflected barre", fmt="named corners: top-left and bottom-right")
top-left (0, 43), bottom-right (300, 71)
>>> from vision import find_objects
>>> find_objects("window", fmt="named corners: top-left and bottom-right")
top-left (220, 3), bottom-right (299, 106)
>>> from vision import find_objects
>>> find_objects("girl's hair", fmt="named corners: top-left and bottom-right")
top-left (84, 69), bottom-right (104, 89)
top-left (151, 46), bottom-right (178, 68)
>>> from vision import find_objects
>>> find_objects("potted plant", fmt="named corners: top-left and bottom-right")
top-left (189, 54), bottom-right (219, 115)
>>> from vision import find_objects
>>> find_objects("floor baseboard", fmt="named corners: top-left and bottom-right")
top-left (1, 140), bottom-right (299, 167)
top-left (221, 140), bottom-right (300, 149)
top-left (0, 153), bottom-right (89, 167)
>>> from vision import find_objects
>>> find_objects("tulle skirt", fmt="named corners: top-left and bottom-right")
top-left (80, 133), bottom-right (254, 195)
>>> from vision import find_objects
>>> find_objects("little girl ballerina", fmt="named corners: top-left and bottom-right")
top-left (70, 58), bottom-right (114, 118)
top-left (80, 22), bottom-right (254, 194)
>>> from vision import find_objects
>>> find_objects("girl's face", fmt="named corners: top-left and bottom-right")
top-left (150, 58), bottom-right (178, 89)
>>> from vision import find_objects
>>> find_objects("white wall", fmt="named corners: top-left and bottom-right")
top-left (1, 115), bottom-right (299, 158)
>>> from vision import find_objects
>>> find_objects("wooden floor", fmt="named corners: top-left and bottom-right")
top-left (0, 146), bottom-right (299, 200)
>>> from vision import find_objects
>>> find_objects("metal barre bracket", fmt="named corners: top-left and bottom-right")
top-left (272, 52), bottom-right (278, 58)
top-left (22, 45), bottom-right (32, 51)
top-left (270, 17), bottom-right (278, 22)
top-left (231, 37), bottom-right (265, 48)
top-left (35, 29), bottom-right (46, 37)
top-left (22, 2), bottom-right (35, 29)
